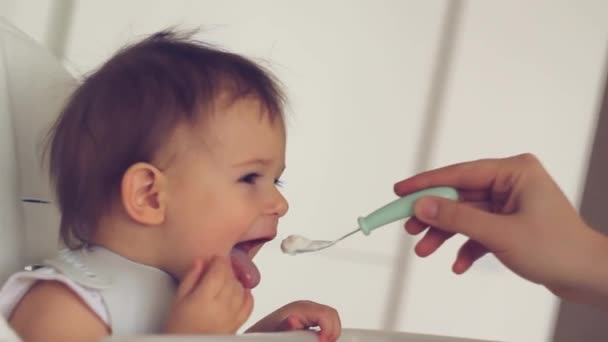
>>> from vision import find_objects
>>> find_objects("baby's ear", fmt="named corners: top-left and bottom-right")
top-left (121, 163), bottom-right (167, 225)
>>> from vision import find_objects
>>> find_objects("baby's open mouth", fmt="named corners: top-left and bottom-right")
top-left (231, 238), bottom-right (272, 289)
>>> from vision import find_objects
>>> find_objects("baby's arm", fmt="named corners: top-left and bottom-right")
top-left (9, 281), bottom-right (109, 342)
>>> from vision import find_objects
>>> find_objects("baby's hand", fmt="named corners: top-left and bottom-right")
top-left (164, 256), bottom-right (253, 334)
top-left (245, 300), bottom-right (341, 342)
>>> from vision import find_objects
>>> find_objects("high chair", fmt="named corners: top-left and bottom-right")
top-left (0, 18), bottom-right (73, 284)
top-left (0, 17), bottom-right (76, 342)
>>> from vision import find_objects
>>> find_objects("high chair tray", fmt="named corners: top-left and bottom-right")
top-left (103, 328), bottom-right (496, 342)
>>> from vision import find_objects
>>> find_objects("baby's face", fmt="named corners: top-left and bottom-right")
top-left (160, 97), bottom-right (288, 288)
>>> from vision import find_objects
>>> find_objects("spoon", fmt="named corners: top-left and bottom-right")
top-left (280, 187), bottom-right (458, 255)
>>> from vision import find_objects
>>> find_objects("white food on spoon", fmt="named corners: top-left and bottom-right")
top-left (280, 235), bottom-right (333, 255)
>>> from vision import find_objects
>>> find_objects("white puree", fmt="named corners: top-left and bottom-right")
top-left (280, 235), bottom-right (333, 255)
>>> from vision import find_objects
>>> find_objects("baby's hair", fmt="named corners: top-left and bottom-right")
top-left (46, 29), bottom-right (286, 248)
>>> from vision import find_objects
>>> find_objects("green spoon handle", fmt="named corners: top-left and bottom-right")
top-left (357, 186), bottom-right (458, 235)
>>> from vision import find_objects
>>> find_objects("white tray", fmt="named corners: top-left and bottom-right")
top-left (103, 328), bottom-right (496, 342)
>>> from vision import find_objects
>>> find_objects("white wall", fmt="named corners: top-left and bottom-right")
top-left (1, 1), bottom-right (607, 341)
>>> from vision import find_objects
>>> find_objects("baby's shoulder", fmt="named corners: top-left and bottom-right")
top-left (0, 253), bottom-right (112, 340)
top-left (8, 280), bottom-right (109, 341)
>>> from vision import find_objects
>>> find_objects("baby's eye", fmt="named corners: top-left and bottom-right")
top-left (239, 173), bottom-right (260, 184)
top-left (274, 178), bottom-right (284, 187)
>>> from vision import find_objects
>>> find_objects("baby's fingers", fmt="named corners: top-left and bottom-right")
top-left (302, 305), bottom-right (340, 342)
top-left (284, 313), bottom-right (339, 342)
top-left (235, 290), bottom-right (254, 328)
top-left (278, 315), bottom-right (306, 331)
top-left (276, 301), bottom-right (341, 341)
top-left (175, 258), bottom-right (205, 300)
top-left (316, 307), bottom-right (341, 342)
top-left (192, 256), bottom-right (231, 301)
top-left (216, 272), bottom-right (254, 328)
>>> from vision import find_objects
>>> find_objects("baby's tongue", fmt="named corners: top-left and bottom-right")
top-left (230, 248), bottom-right (260, 289)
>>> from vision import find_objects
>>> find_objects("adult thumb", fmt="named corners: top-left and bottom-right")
top-left (413, 196), bottom-right (509, 251)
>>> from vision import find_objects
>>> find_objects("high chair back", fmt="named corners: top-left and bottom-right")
top-left (0, 18), bottom-right (75, 282)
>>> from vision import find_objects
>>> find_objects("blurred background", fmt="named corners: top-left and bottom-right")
top-left (1, 1), bottom-right (607, 341)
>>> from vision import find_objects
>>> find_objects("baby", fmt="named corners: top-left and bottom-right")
top-left (0, 30), bottom-right (340, 341)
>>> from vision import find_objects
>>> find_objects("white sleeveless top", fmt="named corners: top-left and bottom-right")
top-left (0, 246), bottom-right (176, 335)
